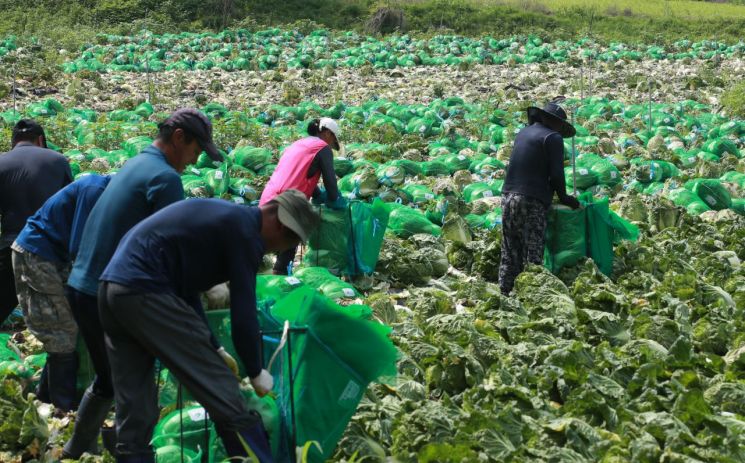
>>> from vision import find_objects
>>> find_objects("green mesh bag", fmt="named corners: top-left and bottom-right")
top-left (350, 199), bottom-right (389, 274)
top-left (293, 267), bottom-right (359, 300)
top-left (582, 194), bottom-right (614, 276)
top-left (544, 205), bottom-right (587, 274)
top-left (304, 206), bottom-right (353, 275)
top-left (269, 287), bottom-right (398, 462)
top-left (386, 204), bottom-right (441, 238)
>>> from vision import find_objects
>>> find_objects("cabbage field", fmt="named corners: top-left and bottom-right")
top-left (0, 26), bottom-right (744, 463)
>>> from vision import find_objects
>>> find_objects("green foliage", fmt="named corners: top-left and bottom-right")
top-left (722, 80), bottom-right (745, 119)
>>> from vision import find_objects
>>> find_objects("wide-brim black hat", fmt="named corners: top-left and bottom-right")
top-left (527, 102), bottom-right (576, 138)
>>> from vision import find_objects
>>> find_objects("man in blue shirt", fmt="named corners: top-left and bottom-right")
top-left (99, 190), bottom-right (319, 463)
top-left (11, 174), bottom-right (110, 412)
top-left (499, 101), bottom-right (580, 295)
top-left (63, 109), bottom-right (223, 459)
top-left (0, 120), bottom-right (72, 324)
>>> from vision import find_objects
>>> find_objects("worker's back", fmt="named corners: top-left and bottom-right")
top-left (0, 143), bottom-right (72, 247)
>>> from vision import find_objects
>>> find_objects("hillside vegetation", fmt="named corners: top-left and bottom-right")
top-left (0, 0), bottom-right (744, 50)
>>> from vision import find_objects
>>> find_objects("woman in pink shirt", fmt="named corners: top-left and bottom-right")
top-left (259, 118), bottom-right (345, 274)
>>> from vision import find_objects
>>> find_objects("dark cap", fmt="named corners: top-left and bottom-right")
top-left (12, 119), bottom-right (47, 148)
top-left (160, 108), bottom-right (222, 161)
top-left (273, 190), bottom-right (320, 242)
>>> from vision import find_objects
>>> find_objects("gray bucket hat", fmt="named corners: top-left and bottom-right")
top-left (273, 190), bottom-right (321, 242)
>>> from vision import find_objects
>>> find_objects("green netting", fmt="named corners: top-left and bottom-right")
top-left (204, 163), bottom-right (230, 197)
top-left (667, 188), bottom-right (710, 214)
top-left (294, 267), bottom-right (359, 300)
top-left (305, 207), bottom-right (352, 275)
top-left (544, 205), bottom-right (587, 274)
top-left (732, 198), bottom-right (745, 216)
top-left (375, 164), bottom-right (405, 187)
top-left (269, 287), bottom-right (397, 462)
top-left (566, 166), bottom-right (598, 190)
top-left (691, 179), bottom-right (733, 210)
top-left (582, 194), bottom-right (614, 276)
top-left (386, 204), bottom-right (441, 238)
top-left (231, 146), bottom-right (273, 172)
top-left (350, 199), bottom-right (390, 274)
top-left (401, 184), bottom-right (436, 204)
top-left (462, 182), bottom-right (499, 202)
top-left (256, 275), bottom-right (306, 307)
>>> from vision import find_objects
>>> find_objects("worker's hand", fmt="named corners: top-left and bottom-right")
top-left (312, 189), bottom-right (327, 206)
top-left (217, 347), bottom-right (240, 378)
top-left (563, 195), bottom-right (581, 210)
top-left (328, 196), bottom-right (348, 210)
top-left (250, 369), bottom-right (274, 397)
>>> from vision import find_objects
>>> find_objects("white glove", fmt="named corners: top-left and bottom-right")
top-left (217, 347), bottom-right (239, 378)
top-left (250, 369), bottom-right (274, 397)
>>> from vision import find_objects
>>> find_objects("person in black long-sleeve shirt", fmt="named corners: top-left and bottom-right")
top-left (499, 102), bottom-right (580, 294)
top-left (98, 190), bottom-right (319, 463)
top-left (0, 120), bottom-right (72, 323)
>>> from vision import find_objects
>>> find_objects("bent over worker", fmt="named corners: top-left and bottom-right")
top-left (63, 109), bottom-right (221, 459)
top-left (98, 189), bottom-right (320, 463)
top-left (260, 118), bottom-right (345, 275)
top-left (0, 120), bottom-right (72, 324)
top-left (499, 101), bottom-right (580, 295)
top-left (12, 174), bottom-right (111, 411)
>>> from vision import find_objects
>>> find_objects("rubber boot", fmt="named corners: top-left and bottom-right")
top-left (217, 421), bottom-right (274, 463)
top-left (61, 386), bottom-right (113, 459)
top-left (47, 352), bottom-right (79, 412)
top-left (35, 363), bottom-right (51, 404)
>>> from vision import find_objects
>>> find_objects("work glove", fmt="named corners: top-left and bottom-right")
top-left (218, 347), bottom-right (240, 378)
top-left (250, 369), bottom-right (274, 397)
top-left (562, 195), bottom-right (581, 210)
top-left (327, 196), bottom-right (348, 210)
top-left (311, 189), bottom-right (327, 206)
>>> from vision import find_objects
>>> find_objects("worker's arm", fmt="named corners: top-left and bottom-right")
top-left (308, 147), bottom-right (340, 202)
top-left (147, 172), bottom-right (185, 212)
top-left (546, 133), bottom-right (580, 209)
top-left (228, 263), bottom-right (262, 379)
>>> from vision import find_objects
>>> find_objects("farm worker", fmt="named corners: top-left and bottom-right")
top-left (11, 174), bottom-right (111, 412)
top-left (260, 117), bottom-right (346, 275)
top-left (98, 189), bottom-right (319, 463)
top-left (0, 120), bottom-right (72, 325)
top-left (62, 109), bottom-right (223, 459)
top-left (499, 101), bottom-right (581, 295)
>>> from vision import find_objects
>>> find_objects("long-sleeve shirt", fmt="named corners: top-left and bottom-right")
top-left (0, 143), bottom-right (72, 248)
top-left (68, 145), bottom-right (184, 296)
top-left (100, 199), bottom-right (266, 377)
top-left (14, 174), bottom-right (111, 263)
top-left (502, 122), bottom-right (573, 207)
top-left (309, 146), bottom-right (339, 202)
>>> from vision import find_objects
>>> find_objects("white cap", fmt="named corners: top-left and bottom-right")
top-left (319, 117), bottom-right (340, 139)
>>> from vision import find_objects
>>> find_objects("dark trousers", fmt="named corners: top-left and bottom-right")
top-left (0, 247), bottom-right (18, 324)
top-left (98, 282), bottom-right (265, 460)
top-left (67, 286), bottom-right (114, 398)
top-left (273, 246), bottom-right (297, 274)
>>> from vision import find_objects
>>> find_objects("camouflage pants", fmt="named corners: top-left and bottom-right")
top-left (498, 193), bottom-right (548, 295)
top-left (11, 244), bottom-right (77, 353)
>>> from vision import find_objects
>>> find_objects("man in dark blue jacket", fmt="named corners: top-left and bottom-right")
top-left (0, 120), bottom-right (72, 323)
top-left (499, 101), bottom-right (580, 294)
top-left (99, 189), bottom-right (319, 463)
top-left (12, 174), bottom-right (111, 411)
top-left (63, 108), bottom-right (222, 459)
